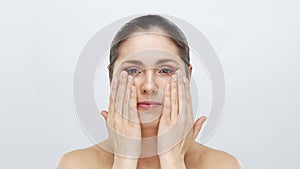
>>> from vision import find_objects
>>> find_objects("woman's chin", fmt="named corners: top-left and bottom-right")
top-left (141, 118), bottom-right (160, 129)
top-left (136, 108), bottom-right (162, 136)
top-left (137, 107), bottom-right (162, 123)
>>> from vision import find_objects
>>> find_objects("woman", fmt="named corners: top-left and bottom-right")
top-left (57, 15), bottom-right (242, 169)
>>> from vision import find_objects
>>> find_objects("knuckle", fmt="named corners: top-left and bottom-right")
top-left (171, 97), bottom-right (177, 104)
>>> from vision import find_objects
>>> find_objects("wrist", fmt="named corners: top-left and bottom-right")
top-left (159, 153), bottom-right (186, 169)
top-left (112, 156), bottom-right (138, 169)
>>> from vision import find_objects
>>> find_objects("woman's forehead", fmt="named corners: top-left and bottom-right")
top-left (118, 33), bottom-right (179, 59)
top-left (116, 49), bottom-right (184, 68)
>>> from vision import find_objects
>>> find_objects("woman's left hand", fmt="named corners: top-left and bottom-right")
top-left (157, 70), bottom-right (207, 168)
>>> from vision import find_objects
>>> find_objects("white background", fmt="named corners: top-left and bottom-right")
top-left (0, 0), bottom-right (299, 169)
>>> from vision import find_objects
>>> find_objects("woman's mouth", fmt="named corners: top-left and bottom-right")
top-left (137, 101), bottom-right (162, 110)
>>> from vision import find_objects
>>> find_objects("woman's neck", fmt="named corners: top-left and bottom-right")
top-left (141, 127), bottom-right (158, 138)
top-left (140, 126), bottom-right (159, 158)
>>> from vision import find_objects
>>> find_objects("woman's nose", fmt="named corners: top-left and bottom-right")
top-left (140, 72), bottom-right (158, 94)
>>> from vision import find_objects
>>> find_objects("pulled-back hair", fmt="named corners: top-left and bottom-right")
top-left (109, 15), bottom-right (190, 80)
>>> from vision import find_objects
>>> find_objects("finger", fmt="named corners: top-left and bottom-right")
top-left (170, 75), bottom-right (178, 121)
top-left (123, 75), bottom-right (133, 120)
top-left (184, 77), bottom-right (194, 123)
top-left (177, 70), bottom-right (186, 116)
top-left (101, 110), bottom-right (108, 122)
top-left (129, 85), bottom-right (139, 123)
top-left (162, 80), bottom-right (171, 120)
top-left (115, 71), bottom-right (128, 115)
top-left (108, 76), bottom-right (118, 122)
top-left (192, 116), bottom-right (207, 140)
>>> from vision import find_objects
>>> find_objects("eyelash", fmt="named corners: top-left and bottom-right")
top-left (158, 67), bottom-right (174, 75)
top-left (126, 67), bottom-right (141, 75)
top-left (124, 66), bottom-right (175, 76)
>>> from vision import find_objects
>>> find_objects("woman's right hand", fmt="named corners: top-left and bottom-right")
top-left (101, 71), bottom-right (141, 169)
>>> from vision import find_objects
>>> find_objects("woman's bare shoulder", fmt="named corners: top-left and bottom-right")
top-left (186, 142), bottom-right (243, 169)
top-left (56, 144), bottom-right (113, 169)
top-left (56, 142), bottom-right (243, 169)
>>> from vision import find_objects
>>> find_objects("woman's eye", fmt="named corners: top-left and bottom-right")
top-left (158, 68), bottom-right (174, 75)
top-left (126, 68), bottom-right (141, 75)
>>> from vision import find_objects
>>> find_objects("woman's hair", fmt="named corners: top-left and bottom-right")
top-left (109, 14), bottom-right (190, 80)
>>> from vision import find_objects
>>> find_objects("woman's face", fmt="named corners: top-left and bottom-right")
top-left (112, 32), bottom-right (191, 124)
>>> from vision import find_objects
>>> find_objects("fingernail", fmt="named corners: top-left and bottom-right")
top-left (128, 75), bottom-right (133, 82)
top-left (172, 75), bottom-right (177, 82)
top-left (176, 70), bottom-right (182, 76)
top-left (121, 71), bottom-right (127, 77)
top-left (131, 85), bottom-right (135, 93)
top-left (166, 83), bottom-right (170, 92)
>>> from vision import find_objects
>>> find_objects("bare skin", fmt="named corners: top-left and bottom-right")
top-left (56, 142), bottom-right (242, 169)
top-left (56, 32), bottom-right (242, 169)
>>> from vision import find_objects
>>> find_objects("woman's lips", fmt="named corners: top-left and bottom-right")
top-left (137, 101), bottom-right (162, 110)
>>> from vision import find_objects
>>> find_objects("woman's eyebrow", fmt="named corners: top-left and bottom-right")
top-left (122, 60), bottom-right (144, 65)
top-left (122, 59), bottom-right (178, 66)
top-left (156, 59), bottom-right (179, 65)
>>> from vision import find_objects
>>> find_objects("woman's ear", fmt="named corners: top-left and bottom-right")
top-left (189, 64), bottom-right (193, 78)
top-left (107, 64), bottom-right (110, 70)
top-left (192, 116), bottom-right (207, 140)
